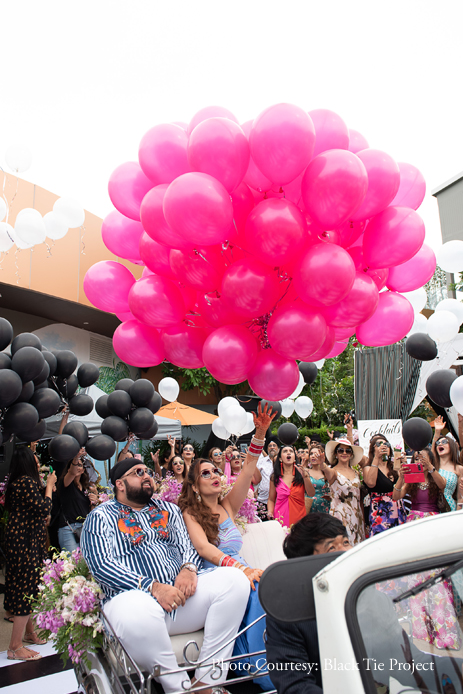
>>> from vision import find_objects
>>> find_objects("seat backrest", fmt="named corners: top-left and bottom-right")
top-left (240, 520), bottom-right (287, 569)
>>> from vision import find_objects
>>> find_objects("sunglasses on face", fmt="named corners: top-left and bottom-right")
top-left (173, 460), bottom-right (184, 466)
top-left (437, 439), bottom-right (449, 446)
top-left (212, 451), bottom-right (221, 457)
top-left (336, 447), bottom-right (352, 455)
top-left (122, 467), bottom-right (155, 479)
top-left (374, 440), bottom-right (389, 448)
top-left (231, 455), bottom-right (240, 461)
top-left (200, 467), bottom-right (221, 479)
top-left (71, 461), bottom-right (84, 467)
top-left (183, 447), bottom-right (194, 452)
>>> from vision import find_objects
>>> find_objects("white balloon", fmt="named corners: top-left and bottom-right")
top-left (450, 376), bottom-right (463, 414)
top-left (436, 298), bottom-right (463, 327)
top-left (407, 313), bottom-right (428, 337)
top-left (212, 418), bottom-right (230, 440)
top-left (158, 377), bottom-right (179, 402)
top-left (314, 359), bottom-right (325, 369)
top-left (14, 208), bottom-right (46, 245)
top-left (218, 397), bottom-right (238, 420)
top-left (0, 198), bottom-right (7, 222)
top-left (0, 223), bottom-right (14, 252)
top-left (5, 144), bottom-right (32, 173)
top-left (44, 211), bottom-right (69, 241)
top-left (294, 396), bottom-right (313, 419)
top-left (222, 405), bottom-right (247, 435)
top-left (239, 412), bottom-right (255, 436)
top-left (427, 310), bottom-right (459, 343)
top-left (53, 197), bottom-right (85, 228)
top-left (281, 399), bottom-right (295, 418)
top-left (10, 228), bottom-right (34, 250)
top-left (401, 287), bottom-right (427, 314)
top-left (290, 372), bottom-right (305, 399)
top-left (436, 240), bottom-right (463, 274)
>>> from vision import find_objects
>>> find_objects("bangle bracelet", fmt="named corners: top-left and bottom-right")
top-left (394, 485), bottom-right (402, 491)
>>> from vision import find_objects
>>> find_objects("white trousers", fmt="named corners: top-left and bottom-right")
top-left (104, 568), bottom-right (250, 693)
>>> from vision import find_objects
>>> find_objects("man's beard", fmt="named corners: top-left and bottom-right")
top-left (124, 479), bottom-right (154, 505)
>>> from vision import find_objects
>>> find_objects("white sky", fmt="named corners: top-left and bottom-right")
top-left (1, 0), bottom-right (462, 251)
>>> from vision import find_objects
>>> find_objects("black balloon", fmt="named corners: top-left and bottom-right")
top-left (49, 434), bottom-right (80, 462)
top-left (115, 378), bottom-right (134, 393)
top-left (95, 394), bottom-right (112, 419)
top-left (406, 333), bottom-right (438, 362)
top-left (101, 415), bottom-right (129, 442)
top-left (11, 346), bottom-right (45, 383)
top-left (86, 434), bottom-right (116, 461)
top-left (137, 419), bottom-right (159, 439)
top-left (108, 390), bottom-right (132, 418)
top-left (42, 350), bottom-right (58, 377)
top-left (33, 361), bottom-right (50, 386)
top-left (0, 430), bottom-right (3, 446)
top-left (69, 394), bottom-right (94, 416)
top-left (16, 380), bottom-right (35, 403)
top-left (55, 350), bottom-right (78, 379)
top-left (18, 419), bottom-right (46, 443)
top-left (260, 400), bottom-right (282, 419)
top-left (30, 388), bottom-right (61, 419)
top-left (403, 417), bottom-right (433, 451)
top-left (129, 407), bottom-right (155, 436)
top-left (129, 379), bottom-right (155, 407)
top-left (34, 380), bottom-right (49, 390)
top-left (77, 363), bottom-right (100, 389)
top-left (0, 353), bottom-right (12, 370)
top-left (4, 402), bottom-right (39, 433)
top-left (299, 362), bottom-right (318, 385)
top-left (146, 391), bottom-right (162, 414)
top-left (277, 422), bottom-right (299, 445)
top-left (63, 421), bottom-right (89, 447)
top-left (426, 370), bottom-right (458, 408)
top-left (11, 332), bottom-right (42, 354)
top-left (0, 370), bottom-right (23, 408)
top-left (0, 317), bottom-right (13, 352)
top-left (57, 374), bottom-right (79, 400)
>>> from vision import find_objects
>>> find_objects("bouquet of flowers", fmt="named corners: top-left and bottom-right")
top-left (0, 475), bottom-right (8, 508)
top-left (219, 477), bottom-right (260, 534)
top-left (32, 547), bottom-right (104, 667)
top-left (154, 473), bottom-right (183, 504)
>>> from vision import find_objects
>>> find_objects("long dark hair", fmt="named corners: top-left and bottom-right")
top-left (367, 435), bottom-right (398, 482)
top-left (272, 446), bottom-right (304, 488)
top-left (167, 456), bottom-right (186, 480)
top-left (407, 448), bottom-right (440, 501)
top-left (57, 458), bottom-right (91, 494)
top-left (435, 435), bottom-right (461, 468)
top-left (178, 458), bottom-right (220, 545)
top-left (4, 447), bottom-right (42, 511)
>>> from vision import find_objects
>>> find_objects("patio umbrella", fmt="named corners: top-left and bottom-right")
top-left (157, 401), bottom-right (218, 427)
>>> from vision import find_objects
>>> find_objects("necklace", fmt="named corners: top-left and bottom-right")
top-left (418, 481), bottom-right (429, 490)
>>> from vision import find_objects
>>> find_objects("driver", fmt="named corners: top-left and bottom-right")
top-left (80, 458), bottom-right (250, 694)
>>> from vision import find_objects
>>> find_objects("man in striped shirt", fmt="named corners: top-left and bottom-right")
top-left (81, 458), bottom-right (249, 693)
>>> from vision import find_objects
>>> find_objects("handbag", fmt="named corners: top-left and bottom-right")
top-left (437, 492), bottom-right (451, 514)
top-left (65, 519), bottom-right (83, 543)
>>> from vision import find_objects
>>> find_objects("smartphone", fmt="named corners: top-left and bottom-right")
top-left (403, 462), bottom-right (425, 484)
top-left (393, 447), bottom-right (402, 471)
top-left (240, 444), bottom-right (248, 454)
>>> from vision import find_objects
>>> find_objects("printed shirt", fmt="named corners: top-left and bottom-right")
top-left (256, 454), bottom-right (274, 503)
top-left (80, 498), bottom-right (203, 612)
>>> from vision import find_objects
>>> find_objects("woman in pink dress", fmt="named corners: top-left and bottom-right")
top-left (267, 446), bottom-right (314, 527)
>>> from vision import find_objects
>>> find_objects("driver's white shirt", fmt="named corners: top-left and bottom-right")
top-left (256, 454), bottom-right (274, 503)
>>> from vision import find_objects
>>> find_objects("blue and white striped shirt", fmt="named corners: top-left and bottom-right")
top-left (80, 498), bottom-right (203, 608)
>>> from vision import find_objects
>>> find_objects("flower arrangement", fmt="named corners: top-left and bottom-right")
top-left (32, 547), bottom-right (104, 667)
top-left (0, 475), bottom-right (9, 507)
top-left (154, 473), bottom-right (183, 504)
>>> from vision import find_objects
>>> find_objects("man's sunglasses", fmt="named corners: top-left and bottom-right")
top-left (200, 467), bottom-right (221, 479)
top-left (122, 467), bottom-right (155, 479)
top-left (336, 447), bottom-right (353, 455)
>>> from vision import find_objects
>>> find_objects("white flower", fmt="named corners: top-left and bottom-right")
top-left (330, 408), bottom-right (338, 414)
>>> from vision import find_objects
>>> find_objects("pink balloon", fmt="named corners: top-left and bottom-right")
top-left (366, 268), bottom-right (389, 290)
top-left (128, 275), bottom-right (186, 327)
top-left (267, 301), bottom-right (327, 360)
top-left (281, 171), bottom-right (304, 205)
top-left (245, 199), bottom-right (307, 267)
top-left (347, 245), bottom-right (390, 289)
top-left (325, 340), bottom-right (349, 359)
top-left (108, 162), bottom-right (154, 221)
top-left (197, 292), bottom-right (244, 328)
top-left (188, 118), bottom-right (250, 193)
top-left (301, 150), bottom-right (368, 228)
top-left (221, 257), bottom-right (281, 318)
top-left (188, 106), bottom-right (238, 135)
top-left (170, 247), bottom-right (226, 292)
top-left (356, 292), bottom-right (414, 347)
top-left (142, 266), bottom-right (154, 277)
top-left (176, 282), bottom-right (197, 312)
top-left (226, 182), bottom-right (255, 247)
top-left (139, 124), bottom-right (190, 185)
top-left (350, 150), bottom-right (400, 221)
top-left (202, 325), bottom-right (258, 384)
top-left (241, 121), bottom-right (273, 193)
top-left (163, 173), bottom-right (234, 246)
top-left (334, 326), bottom-right (356, 341)
top-left (294, 244), bottom-right (356, 307)
top-left (348, 129), bottom-right (369, 153)
top-left (309, 109), bottom-right (349, 158)
top-left (386, 243), bottom-right (436, 293)
top-left (248, 349), bottom-right (299, 401)
top-left (116, 310), bottom-right (136, 322)
top-left (390, 162), bottom-right (426, 210)
top-left (101, 210), bottom-right (144, 261)
top-left (249, 104), bottom-right (316, 185)
top-left (363, 206), bottom-right (425, 269)
top-left (140, 185), bottom-right (192, 251)
top-left (305, 326), bottom-right (336, 361)
top-left (336, 220), bottom-right (365, 248)
top-left (84, 261), bottom-right (135, 313)
top-left (161, 324), bottom-right (207, 368)
top-left (321, 272), bottom-right (379, 327)
top-left (113, 320), bottom-right (164, 368)
top-left (139, 232), bottom-right (176, 279)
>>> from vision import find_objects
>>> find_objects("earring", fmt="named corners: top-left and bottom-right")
top-left (196, 492), bottom-right (201, 503)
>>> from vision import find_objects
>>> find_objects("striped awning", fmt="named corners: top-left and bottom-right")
top-left (354, 343), bottom-right (421, 422)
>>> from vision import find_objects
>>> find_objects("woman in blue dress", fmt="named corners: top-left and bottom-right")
top-left (179, 402), bottom-right (277, 691)
top-left (307, 443), bottom-right (331, 513)
top-left (432, 416), bottom-right (463, 512)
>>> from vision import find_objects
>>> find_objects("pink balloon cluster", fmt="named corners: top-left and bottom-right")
top-left (84, 104), bottom-right (432, 401)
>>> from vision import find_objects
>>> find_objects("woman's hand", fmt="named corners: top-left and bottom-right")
top-left (242, 567), bottom-right (263, 591)
top-left (434, 415), bottom-right (445, 434)
top-left (46, 470), bottom-right (57, 489)
top-left (305, 435), bottom-right (311, 446)
top-left (252, 401), bottom-right (278, 432)
top-left (327, 430), bottom-right (334, 440)
top-left (295, 464), bottom-right (309, 478)
top-left (150, 451), bottom-right (159, 464)
top-left (167, 435), bottom-right (176, 449)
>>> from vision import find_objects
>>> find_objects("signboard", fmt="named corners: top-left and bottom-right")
top-left (357, 419), bottom-right (403, 454)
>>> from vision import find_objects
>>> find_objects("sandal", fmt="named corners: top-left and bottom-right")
top-left (23, 631), bottom-right (47, 645)
top-left (7, 646), bottom-right (42, 661)
top-left (3, 616), bottom-right (14, 623)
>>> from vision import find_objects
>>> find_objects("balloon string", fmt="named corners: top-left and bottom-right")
top-left (45, 242), bottom-right (53, 258)
top-left (14, 248), bottom-right (20, 285)
top-left (204, 290), bottom-right (220, 306)
top-left (396, 359), bottom-right (403, 381)
top-left (80, 225), bottom-right (86, 255)
top-left (1, 169), bottom-right (9, 224)
top-left (8, 176), bottom-right (19, 217)
top-left (0, 252), bottom-right (5, 270)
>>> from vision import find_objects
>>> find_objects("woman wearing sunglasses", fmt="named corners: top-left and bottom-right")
top-left (178, 402), bottom-right (277, 690)
top-left (167, 456), bottom-right (187, 485)
top-left (432, 416), bottom-right (463, 512)
top-left (56, 448), bottom-right (98, 552)
top-left (323, 438), bottom-right (365, 545)
top-left (181, 443), bottom-right (195, 473)
top-left (363, 435), bottom-right (406, 536)
top-left (307, 443), bottom-right (331, 514)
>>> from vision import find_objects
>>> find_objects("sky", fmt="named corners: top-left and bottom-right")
top-left (1, 0), bottom-right (462, 251)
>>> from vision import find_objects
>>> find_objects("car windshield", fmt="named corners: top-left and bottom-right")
top-left (355, 563), bottom-right (463, 694)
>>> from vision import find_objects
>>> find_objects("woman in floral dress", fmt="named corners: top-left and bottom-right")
top-left (363, 435), bottom-right (406, 535)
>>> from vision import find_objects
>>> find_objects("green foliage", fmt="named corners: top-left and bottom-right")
top-left (97, 361), bottom-right (132, 394)
top-left (162, 363), bottom-right (246, 402)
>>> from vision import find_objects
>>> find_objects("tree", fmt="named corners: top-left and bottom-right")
top-left (161, 363), bottom-right (247, 404)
